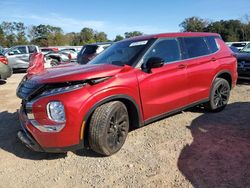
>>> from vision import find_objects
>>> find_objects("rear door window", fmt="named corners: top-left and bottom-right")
top-left (183, 37), bottom-right (210, 58)
top-left (143, 38), bottom-right (181, 64)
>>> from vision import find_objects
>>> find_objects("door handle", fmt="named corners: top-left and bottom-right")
top-left (210, 57), bottom-right (217, 62)
top-left (178, 64), bottom-right (186, 69)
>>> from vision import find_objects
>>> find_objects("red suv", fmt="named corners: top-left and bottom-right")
top-left (17, 32), bottom-right (237, 156)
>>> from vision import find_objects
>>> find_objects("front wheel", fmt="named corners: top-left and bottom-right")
top-left (88, 101), bottom-right (129, 156)
top-left (205, 78), bottom-right (230, 112)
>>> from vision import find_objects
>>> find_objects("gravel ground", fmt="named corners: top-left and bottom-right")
top-left (0, 73), bottom-right (250, 188)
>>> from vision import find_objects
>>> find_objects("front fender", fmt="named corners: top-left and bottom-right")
top-left (79, 86), bottom-right (143, 122)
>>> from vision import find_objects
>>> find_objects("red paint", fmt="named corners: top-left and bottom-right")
top-left (27, 53), bottom-right (45, 78)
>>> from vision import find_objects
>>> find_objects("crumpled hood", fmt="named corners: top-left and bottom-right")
top-left (29, 63), bottom-right (124, 83)
top-left (236, 52), bottom-right (250, 61)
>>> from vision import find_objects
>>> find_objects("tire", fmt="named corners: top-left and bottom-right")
top-left (88, 101), bottom-right (129, 156)
top-left (205, 78), bottom-right (230, 112)
top-left (50, 59), bottom-right (59, 66)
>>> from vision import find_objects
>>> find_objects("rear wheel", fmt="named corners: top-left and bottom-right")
top-left (205, 78), bottom-right (230, 112)
top-left (88, 101), bottom-right (129, 156)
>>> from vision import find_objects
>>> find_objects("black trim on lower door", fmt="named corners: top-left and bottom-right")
top-left (144, 99), bottom-right (209, 126)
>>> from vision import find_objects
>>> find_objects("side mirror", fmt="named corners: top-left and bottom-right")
top-left (144, 57), bottom-right (164, 73)
top-left (8, 51), bottom-right (14, 56)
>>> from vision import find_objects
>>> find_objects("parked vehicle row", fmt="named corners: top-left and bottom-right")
top-left (16, 32), bottom-right (237, 156)
top-left (1, 43), bottom-right (111, 71)
top-left (40, 47), bottom-right (59, 54)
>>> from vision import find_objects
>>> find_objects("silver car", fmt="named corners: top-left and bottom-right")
top-left (4, 45), bottom-right (39, 69)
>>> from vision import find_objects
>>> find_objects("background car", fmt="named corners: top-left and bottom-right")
top-left (226, 41), bottom-right (250, 50)
top-left (40, 47), bottom-right (59, 55)
top-left (77, 42), bottom-right (113, 64)
top-left (0, 53), bottom-right (12, 80)
top-left (44, 49), bottom-right (74, 66)
top-left (4, 45), bottom-right (40, 70)
top-left (59, 48), bottom-right (78, 61)
top-left (235, 43), bottom-right (250, 78)
top-left (230, 46), bottom-right (239, 53)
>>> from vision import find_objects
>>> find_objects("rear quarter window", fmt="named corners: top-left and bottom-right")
top-left (205, 36), bottom-right (219, 53)
top-left (183, 37), bottom-right (210, 58)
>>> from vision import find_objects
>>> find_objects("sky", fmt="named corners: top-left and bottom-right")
top-left (0, 0), bottom-right (250, 40)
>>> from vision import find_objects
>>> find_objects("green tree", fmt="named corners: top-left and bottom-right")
top-left (94, 31), bottom-right (108, 42)
top-left (79, 27), bottom-right (95, 44)
top-left (240, 14), bottom-right (250, 41)
top-left (0, 21), bottom-right (16, 47)
top-left (0, 27), bottom-right (6, 46)
top-left (14, 22), bottom-right (28, 45)
top-left (124, 31), bottom-right (143, 38)
top-left (205, 20), bottom-right (244, 41)
top-left (179, 17), bottom-right (209, 32)
top-left (114, 35), bottom-right (124, 42)
top-left (64, 32), bottom-right (78, 45)
top-left (29, 24), bottom-right (65, 46)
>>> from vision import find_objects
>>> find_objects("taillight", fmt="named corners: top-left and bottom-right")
top-left (68, 53), bottom-right (72, 60)
top-left (0, 56), bottom-right (8, 65)
top-left (52, 48), bottom-right (59, 52)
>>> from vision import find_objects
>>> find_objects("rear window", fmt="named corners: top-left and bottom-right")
top-left (183, 37), bottom-right (210, 58)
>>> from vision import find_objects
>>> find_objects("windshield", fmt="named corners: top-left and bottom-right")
top-left (241, 43), bottom-right (250, 53)
top-left (89, 40), bottom-right (150, 66)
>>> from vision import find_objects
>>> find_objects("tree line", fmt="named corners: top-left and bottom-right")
top-left (0, 15), bottom-right (250, 47)
top-left (0, 21), bottom-right (143, 47)
top-left (180, 15), bottom-right (250, 42)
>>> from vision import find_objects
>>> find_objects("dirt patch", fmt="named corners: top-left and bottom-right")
top-left (0, 74), bottom-right (249, 187)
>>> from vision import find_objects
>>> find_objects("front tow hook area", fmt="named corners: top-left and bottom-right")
top-left (17, 130), bottom-right (44, 152)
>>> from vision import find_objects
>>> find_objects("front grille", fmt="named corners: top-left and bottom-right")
top-left (17, 79), bottom-right (42, 100)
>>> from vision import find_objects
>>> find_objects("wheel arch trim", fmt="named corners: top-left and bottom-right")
top-left (211, 70), bottom-right (232, 89)
top-left (81, 94), bottom-right (143, 143)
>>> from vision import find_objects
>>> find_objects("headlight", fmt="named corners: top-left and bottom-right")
top-left (40, 77), bottom-right (110, 97)
top-left (47, 101), bottom-right (65, 123)
top-left (41, 83), bottom-right (85, 96)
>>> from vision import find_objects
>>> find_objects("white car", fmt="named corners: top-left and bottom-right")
top-left (4, 45), bottom-right (40, 69)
